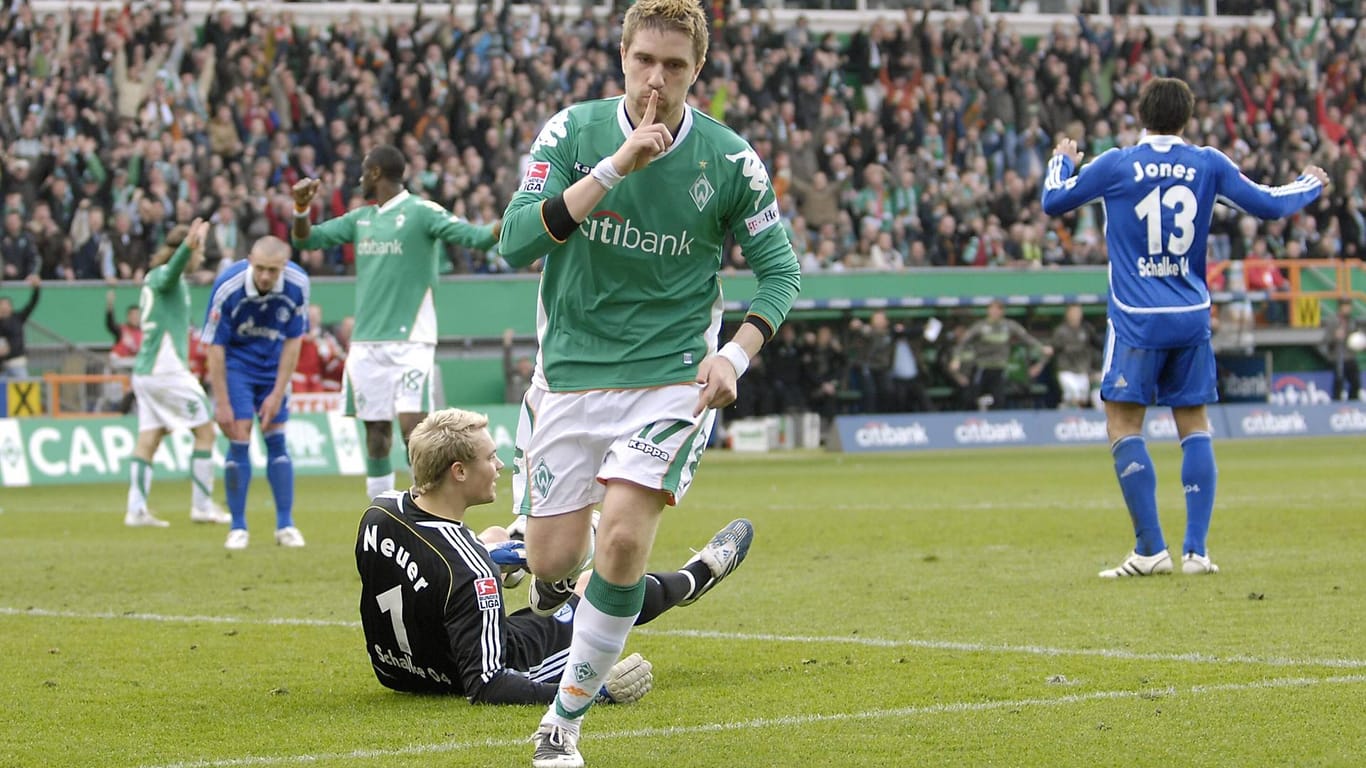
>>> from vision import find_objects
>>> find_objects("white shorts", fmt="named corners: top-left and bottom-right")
top-left (1058, 370), bottom-right (1092, 404)
top-left (133, 372), bottom-right (212, 432)
top-left (342, 342), bottom-right (435, 421)
top-left (512, 383), bottom-right (717, 517)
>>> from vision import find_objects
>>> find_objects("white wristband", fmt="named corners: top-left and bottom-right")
top-left (293, 208), bottom-right (310, 220)
top-left (717, 341), bottom-right (750, 378)
top-left (590, 157), bottom-right (624, 191)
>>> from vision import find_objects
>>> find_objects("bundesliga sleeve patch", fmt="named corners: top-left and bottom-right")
top-left (521, 162), bottom-right (551, 194)
top-left (744, 201), bottom-right (781, 236)
top-left (474, 577), bottom-right (501, 610)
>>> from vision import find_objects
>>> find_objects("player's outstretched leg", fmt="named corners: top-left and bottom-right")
top-left (678, 518), bottom-right (755, 605)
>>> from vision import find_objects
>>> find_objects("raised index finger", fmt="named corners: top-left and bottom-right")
top-left (642, 90), bottom-right (658, 126)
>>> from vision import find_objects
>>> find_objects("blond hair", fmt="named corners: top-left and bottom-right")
top-left (622, 0), bottom-right (709, 68)
top-left (408, 408), bottom-right (491, 496)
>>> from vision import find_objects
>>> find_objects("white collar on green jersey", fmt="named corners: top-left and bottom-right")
top-left (245, 265), bottom-right (285, 297)
top-left (376, 189), bottom-right (411, 214)
top-left (616, 96), bottom-right (693, 158)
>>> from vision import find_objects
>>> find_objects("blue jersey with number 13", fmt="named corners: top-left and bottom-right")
top-left (1041, 134), bottom-right (1322, 349)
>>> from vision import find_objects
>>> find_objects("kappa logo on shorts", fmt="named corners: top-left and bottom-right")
top-left (627, 438), bottom-right (671, 462)
top-left (531, 458), bottom-right (555, 498)
top-left (474, 577), bottom-right (501, 610)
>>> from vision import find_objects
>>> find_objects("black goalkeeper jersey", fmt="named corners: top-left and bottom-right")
top-left (355, 491), bottom-right (563, 703)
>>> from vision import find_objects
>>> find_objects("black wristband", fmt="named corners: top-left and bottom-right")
top-left (541, 195), bottom-right (578, 243)
top-left (744, 314), bottom-right (775, 343)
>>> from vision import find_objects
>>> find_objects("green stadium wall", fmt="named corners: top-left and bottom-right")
top-left (1, 269), bottom-right (1114, 346)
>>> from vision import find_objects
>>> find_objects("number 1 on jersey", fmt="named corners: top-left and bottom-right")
top-left (1135, 185), bottom-right (1198, 256)
top-left (375, 585), bottom-right (413, 655)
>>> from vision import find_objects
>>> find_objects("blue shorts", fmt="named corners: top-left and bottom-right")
top-left (227, 377), bottom-right (291, 423)
top-left (1100, 325), bottom-right (1217, 408)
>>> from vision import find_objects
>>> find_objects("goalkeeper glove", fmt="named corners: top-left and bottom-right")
top-left (484, 539), bottom-right (529, 587)
top-left (596, 652), bottom-right (653, 704)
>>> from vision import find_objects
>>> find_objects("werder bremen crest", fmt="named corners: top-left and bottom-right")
top-left (531, 457), bottom-right (555, 498)
top-left (690, 173), bottom-right (715, 211)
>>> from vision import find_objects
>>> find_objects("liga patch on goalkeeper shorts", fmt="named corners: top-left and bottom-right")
top-left (512, 383), bottom-right (717, 517)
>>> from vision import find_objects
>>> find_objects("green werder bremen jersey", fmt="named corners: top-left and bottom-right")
top-left (134, 242), bottom-right (195, 376)
top-left (500, 97), bottom-right (801, 391)
top-left (294, 191), bottom-right (498, 343)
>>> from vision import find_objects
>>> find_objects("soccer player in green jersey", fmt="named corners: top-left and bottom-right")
top-left (124, 219), bottom-right (229, 528)
top-left (497, 0), bottom-right (800, 763)
top-left (290, 145), bottom-right (500, 502)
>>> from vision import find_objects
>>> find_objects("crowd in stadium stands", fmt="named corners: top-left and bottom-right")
top-left (2, 1), bottom-right (1365, 286)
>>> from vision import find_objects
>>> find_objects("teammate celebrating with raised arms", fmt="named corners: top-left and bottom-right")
top-left (291, 145), bottom-right (501, 502)
top-left (497, 0), bottom-right (800, 764)
top-left (1042, 77), bottom-right (1328, 578)
top-left (124, 220), bottom-right (230, 528)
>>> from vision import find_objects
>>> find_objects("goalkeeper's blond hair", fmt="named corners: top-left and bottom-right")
top-left (408, 408), bottom-right (490, 496)
top-left (622, 0), bottom-right (709, 67)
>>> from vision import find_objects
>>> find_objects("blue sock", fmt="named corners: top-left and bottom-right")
top-left (1181, 432), bottom-right (1217, 557)
top-left (225, 441), bottom-right (252, 530)
top-left (265, 431), bottom-right (294, 530)
top-left (1111, 435), bottom-right (1165, 556)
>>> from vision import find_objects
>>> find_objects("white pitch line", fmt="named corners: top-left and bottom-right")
top-left (5, 606), bottom-right (1365, 670)
top-left (633, 627), bottom-right (1366, 670)
top-left (137, 673), bottom-right (1366, 768)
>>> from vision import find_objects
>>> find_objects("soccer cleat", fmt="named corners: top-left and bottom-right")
top-left (531, 723), bottom-right (583, 768)
top-left (679, 518), bottom-right (754, 606)
top-left (1098, 549), bottom-right (1173, 578)
top-left (528, 577), bottom-right (577, 617)
top-left (125, 509), bottom-right (170, 528)
top-left (224, 529), bottom-right (249, 550)
top-left (275, 526), bottom-right (306, 548)
top-left (190, 502), bottom-right (231, 524)
top-left (1182, 552), bottom-right (1220, 575)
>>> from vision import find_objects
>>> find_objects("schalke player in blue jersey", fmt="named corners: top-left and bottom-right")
top-left (1042, 78), bottom-right (1329, 578)
top-left (203, 236), bottom-right (311, 550)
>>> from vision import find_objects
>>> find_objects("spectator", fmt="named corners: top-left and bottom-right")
top-left (888, 320), bottom-right (934, 413)
top-left (1, 208), bottom-right (40, 280)
top-left (0, 274), bottom-right (42, 380)
top-left (502, 327), bottom-right (533, 405)
top-left (949, 299), bottom-right (1051, 411)
top-left (1321, 300), bottom-right (1362, 402)
top-left (293, 304), bottom-right (344, 394)
top-left (1046, 304), bottom-right (1101, 410)
top-left (71, 204), bottom-right (117, 281)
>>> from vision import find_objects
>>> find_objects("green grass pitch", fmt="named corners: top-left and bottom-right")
top-left (2, 437), bottom-right (1364, 767)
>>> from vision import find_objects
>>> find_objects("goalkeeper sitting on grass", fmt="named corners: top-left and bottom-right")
top-left (355, 408), bottom-right (748, 705)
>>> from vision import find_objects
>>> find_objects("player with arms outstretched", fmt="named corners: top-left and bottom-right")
top-left (291, 145), bottom-right (501, 501)
top-left (1041, 77), bottom-right (1328, 578)
top-left (498, 0), bottom-right (800, 763)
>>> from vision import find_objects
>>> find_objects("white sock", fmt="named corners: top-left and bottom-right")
top-left (544, 590), bottom-right (637, 723)
top-left (127, 459), bottom-right (151, 516)
top-left (190, 451), bottom-right (214, 509)
top-left (366, 473), bottom-right (395, 500)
